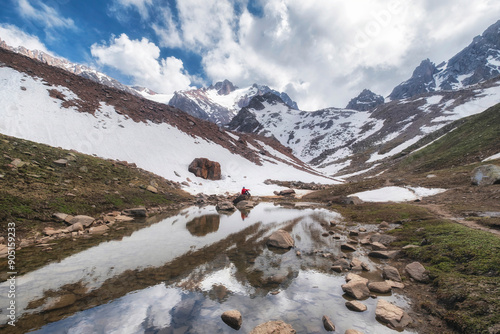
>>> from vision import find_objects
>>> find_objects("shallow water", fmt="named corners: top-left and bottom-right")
top-left (0, 202), bottom-right (415, 333)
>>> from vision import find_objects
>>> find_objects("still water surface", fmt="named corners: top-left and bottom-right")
top-left (1, 202), bottom-right (415, 333)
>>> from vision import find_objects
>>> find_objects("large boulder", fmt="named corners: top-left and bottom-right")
top-left (216, 201), bottom-right (236, 211)
top-left (250, 320), bottom-right (296, 334)
top-left (375, 299), bottom-right (412, 330)
top-left (471, 164), bottom-right (500, 186)
top-left (188, 158), bottom-right (221, 180)
top-left (233, 193), bottom-right (250, 205)
top-left (221, 310), bottom-right (242, 330)
top-left (267, 230), bottom-right (294, 249)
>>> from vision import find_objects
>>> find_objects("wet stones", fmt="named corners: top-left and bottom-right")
top-left (368, 281), bottom-right (392, 294)
top-left (345, 300), bottom-right (367, 312)
top-left (68, 215), bottom-right (95, 228)
top-left (267, 229), bottom-right (294, 249)
top-left (122, 207), bottom-right (148, 217)
top-left (382, 266), bottom-right (402, 282)
top-left (341, 274), bottom-right (370, 300)
top-left (375, 299), bottom-right (412, 330)
top-left (221, 310), bottom-right (242, 330)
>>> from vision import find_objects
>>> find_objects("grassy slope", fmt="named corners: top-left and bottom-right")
top-left (304, 103), bottom-right (500, 333)
top-left (395, 102), bottom-right (500, 174)
top-left (0, 133), bottom-right (192, 237)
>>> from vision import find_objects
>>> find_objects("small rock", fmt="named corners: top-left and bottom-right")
top-left (53, 159), bottom-right (68, 167)
top-left (368, 281), bottom-right (392, 294)
top-left (52, 212), bottom-right (68, 221)
top-left (42, 294), bottom-right (77, 311)
top-left (386, 280), bottom-right (405, 289)
top-left (382, 266), bottom-right (402, 282)
top-left (368, 250), bottom-right (399, 259)
top-left (378, 221), bottom-right (390, 229)
top-left (345, 330), bottom-right (364, 334)
top-left (68, 215), bottom-right (95, 227)
top-left (122, 207), bottom-right (148, 217)
top-left (322, 315), bottom-right (335, 331)
top-left (66, 222), bottom-right (83, 233)
top-left (375, 299), bottom-right (412, 330)
top-left (115, 215), bottom-right (134, 222)
top-left (221, 310), bottom-right (242, 330)
top-left (341, 244), bottom-right (357, 252)
top-left (342, 278), bottom-right (370, 300)
top-left (405, 262), bottom-right (430, 283)
top-left (345, 300), bottom-right (367, 312)
top-left (146, 185), bottom-right (158, 193)
top-left (89, 225), bottom-right (109, 234)
top-left (371, 241), bottom-right (387, 250)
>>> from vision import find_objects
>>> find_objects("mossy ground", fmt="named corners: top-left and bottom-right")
top-left (0, 133), bottom-right (192, 239)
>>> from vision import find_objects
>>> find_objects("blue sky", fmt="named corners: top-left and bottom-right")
top-left (1, 0), bottom-right (500, 110)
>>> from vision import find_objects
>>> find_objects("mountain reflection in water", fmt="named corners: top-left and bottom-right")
top-left (1, 202), bottom-right (414, 334)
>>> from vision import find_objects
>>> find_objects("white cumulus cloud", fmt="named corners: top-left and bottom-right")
top-left (0, 23), bottom-right (51, 53)
top-left (91, 34), bottom-right (193, 94)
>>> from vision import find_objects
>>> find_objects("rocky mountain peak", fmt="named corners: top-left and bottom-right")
top-left (210, 79), bottom-right (237, 95)
top-left (346, 89), bottom-right (384, 111)
top-left (389, 59), bottom-right (439, 100)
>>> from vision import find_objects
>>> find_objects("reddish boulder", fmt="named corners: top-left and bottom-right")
top-left (188, 158), bottom-right (221, 180)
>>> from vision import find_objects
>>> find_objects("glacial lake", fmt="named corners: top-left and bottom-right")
top-left (0, 202), bottom-right (415, 333)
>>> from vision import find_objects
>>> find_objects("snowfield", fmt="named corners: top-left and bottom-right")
top-left (0, 66), bottom-right (338, 195)
top-left (350, 186), bottom-right (446, 202)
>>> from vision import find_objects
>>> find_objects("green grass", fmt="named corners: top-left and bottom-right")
top-left (330, 202), bottom-right (433, 223)
top-left (395, 102), bottom-right (500, 174)
top-left (391, 219), bottom-right (500, 333)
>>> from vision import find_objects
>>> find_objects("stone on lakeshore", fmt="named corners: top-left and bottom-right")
top-left (216, 201), bottom-right (236, 211)
top-left (375, 299), bottom-right (412, 330)
top-left (345, 300), bottom-right (367, 312)
top-left (66, 222), bottom-right (83, 233)
top-left (342, 278), bottom-right (370, 300)
top-left (122, 207), bottom-right (148, 217)
top-left (115, 215), bottom-right (135, 222)
top-left (221, 310), bottom-right (242, 330)
top-left (68, 215), bottom-right (95, 227)
top-left (382, 266), bottom-right (402, 282)
top-left (368, 250), bottom-right (399, 259)
top-left (89, 225), bottom-right (109, 234)
top-left (368, 281), bottom-right (392, 294)
top-left (371, 241), bottom-right (387, 250)
top-left (267, 229), bottom-right (294, 249)
top-left (341, 243), bottom-right (357, 252)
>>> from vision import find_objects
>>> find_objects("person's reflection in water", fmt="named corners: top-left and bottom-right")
top-left (240, 211), bottom-right (249, 221)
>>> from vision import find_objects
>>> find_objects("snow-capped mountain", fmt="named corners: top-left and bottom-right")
top-left (228, 78), bottom-right (500, 176)
top-left (0, 38), bottom-right (140, 97)
top-left (0, 47), bottom-right (335, 196)
top-left (389, 20), bottom-right (500, 100)
top-left (345, 89), bottom-right (385, 111)
top-left (167, 79), bottom-right (299, 125)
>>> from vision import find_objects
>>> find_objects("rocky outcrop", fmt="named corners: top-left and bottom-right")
top-left (346, 89), bottom-right (384, 111)
top-left (267, 230), bottom-right (294, 249)
top-left (375, 299), bottom-right (412, 330)
top-left (471, 164), bottom-right (500, 186)
top-left (188, 158), bottom-right (221, 180)
top-left (221, 309), bottom-right (242, 330)
top-left (389, 59), bottom-right (439, 100)
top-left (250, 320), bottom-right (296, 334)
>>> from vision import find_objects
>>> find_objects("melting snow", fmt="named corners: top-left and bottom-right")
top-left (350, 186), bottom-right (446, 202)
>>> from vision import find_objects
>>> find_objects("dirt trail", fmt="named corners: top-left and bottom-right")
top-left (418, 203), bottom-right (500, 237)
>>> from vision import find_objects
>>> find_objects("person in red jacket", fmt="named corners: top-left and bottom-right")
top-left (241, 187), bottom-right (250, 195)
